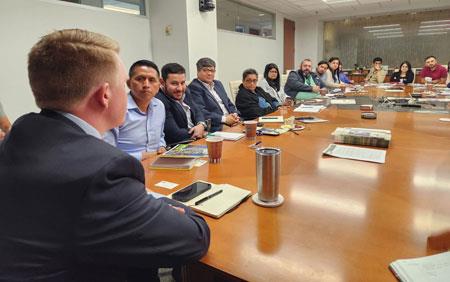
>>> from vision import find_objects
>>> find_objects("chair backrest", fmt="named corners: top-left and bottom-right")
top-left (411, 68), bottom-right (417, 83)
top-left (229, 80), bottom-right (241, 103)
top-left (280, 74), bottom-right (288, 88)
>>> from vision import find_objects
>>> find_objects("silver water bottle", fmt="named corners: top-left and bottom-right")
top-left (256, 147), bottom-right (281, 202)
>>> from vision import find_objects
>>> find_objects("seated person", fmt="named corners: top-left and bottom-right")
top-left (390, 61), bottom-right (414, 84)
top-left (284, 59), bottom-right (326, 100)
top-left (315, 60), bottom-right (328, 86)
top-left (0, 101), bottom-right (11, 140)
top-left (338, 63), bottom-right (353, 84)
top-left (257, 63), bottom-right (289, 105)
top-left (322, 57), bottom-right (347, 90)
top-left (188, 57), bottom-right (239, 132)
top-left (0, 28), bottom-right (209, 281)
top-left (156, 63), bottom-right (206, 145)
top-left (365, 57), bottom-right (387, 84)
top-left (104, 60), bottom-right (166, 160)
top-left (236, 68), bottom-right (279, 120)
top-left (419, 56), bottom-right (447, 84)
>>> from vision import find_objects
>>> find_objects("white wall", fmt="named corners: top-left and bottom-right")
top-left (0, 0), bottom-right (151, 121)
top-left (148, 0), bottom-right (189, 76)
top-left (185, 1), bottom-right (218, 80)
top-left (217, 12), bottom-right (285, 97)
top-left (295, 18), bottom-right (324, 68)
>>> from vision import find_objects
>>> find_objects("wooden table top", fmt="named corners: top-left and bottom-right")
top-left (142, 88), bottom-right (450, 282)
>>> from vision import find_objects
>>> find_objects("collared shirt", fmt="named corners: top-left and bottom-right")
top-left (419, 64), bottom-right (447, 81)
top-left (59, 111), bottom-right (101, 139)
top-left (200, 80), bottom-right (229, 121)
top-left (176, 94), bottom-right (194, 129)
top-left (104, 93), bottom-right (166, 160)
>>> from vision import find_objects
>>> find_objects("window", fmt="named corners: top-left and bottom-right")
top-left (60, 0), bottom-right (145, 16)
top-left (217, 0), bottom-right (275, 39)
top-left (323, 9), bottom-right (450, 69)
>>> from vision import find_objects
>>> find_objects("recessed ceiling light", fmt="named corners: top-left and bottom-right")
top-left (258, 13), bottom-right (265, 16)
top-left (375, 34), bottom-right (404, 39)
top-left (372, 31), bottom-right (404, 36)
top-left (417, 32), bottom-right (448, 36)
top-left (421, 19), bottom-right (450, 24)
top-left (419, 24), bottom-right (450, 29)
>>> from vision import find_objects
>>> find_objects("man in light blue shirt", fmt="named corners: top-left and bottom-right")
top-left (104, 60), bottom-right (166, 160)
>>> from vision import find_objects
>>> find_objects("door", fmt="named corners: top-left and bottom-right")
top-left (283, 18), bottom-right (295, 73)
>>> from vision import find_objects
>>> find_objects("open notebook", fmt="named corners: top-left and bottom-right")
top-left (169, 182), bottom-right (252, 218)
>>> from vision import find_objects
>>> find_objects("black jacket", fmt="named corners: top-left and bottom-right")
top-left (235, 84), bottom-right (279, 120)
top-left (156, 89), bottom-right (205, 145)
top-left (0, 110), bottom-right (210, 281)
top-left (390, 71), bottom-right (414, 84)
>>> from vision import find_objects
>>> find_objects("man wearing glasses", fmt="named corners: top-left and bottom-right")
top-left (188, 57), bottom-right (240, 132)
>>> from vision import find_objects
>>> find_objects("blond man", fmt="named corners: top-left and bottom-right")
top-left (0, 29), bottom-right (209, 281)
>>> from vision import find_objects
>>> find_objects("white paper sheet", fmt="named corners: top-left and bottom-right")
top-left (323, 144), bottom-right (386, 164)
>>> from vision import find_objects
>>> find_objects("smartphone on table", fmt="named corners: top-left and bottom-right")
top-left (172, 181), bottom-right (212, 202)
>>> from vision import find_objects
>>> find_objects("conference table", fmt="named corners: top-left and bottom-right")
top-left (142, 86), bottom-right (450, 281)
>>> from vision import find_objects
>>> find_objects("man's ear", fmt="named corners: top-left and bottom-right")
top-left (126, 79), bottom-right (131, 89)
top-left (92, 83), bottom-right (110, 108)
top-left (160, 78), bottom-right (165, 90)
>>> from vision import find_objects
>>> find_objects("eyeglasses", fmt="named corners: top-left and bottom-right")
top-left (244, 79), bottom-right (258, 84)
top-left (201, 68), bottom-right (216, 73)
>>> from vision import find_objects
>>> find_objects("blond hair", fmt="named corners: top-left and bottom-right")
top-left (28, 29), bottom-right (120, 110)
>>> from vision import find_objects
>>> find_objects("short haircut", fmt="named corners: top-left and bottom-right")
top-left (28, 29), bottom-right (119, 110)
top-left (196, 57), bottom-right (216, 71)
top-left (317, 60), bottom-right (328, 66)
top-left (425, 55), bottom-right (436, 61)
top-left (242, 68), bottom-right (258, 81)
top-left (373, 57), bottom-right (383, 63)
top-left (129, 60), bottom-right (159, 78)
top-left (161, 63), bottom-right (185, 81)
top-left (301, 59), bottom-right (312, 66)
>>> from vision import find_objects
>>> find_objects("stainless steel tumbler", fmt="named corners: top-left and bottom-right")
top-left (256, 147), bottom-right (281, 202)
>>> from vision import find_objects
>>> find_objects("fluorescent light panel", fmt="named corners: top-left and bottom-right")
top-left (322, 0), bottom-right (355, 3)
top-left (372, 31), bottom-right (404, 36)
top-left (363, 24), bottom-right (400, 29)
top-left (368, 28), bottom-right (402, 33)
top-left (421, 19), bottom-right (450, 24)
top-left (419, 24), bottom-right (450, 29)
top-left (104, 5), bottom-right (140, 14)
top-left (375, 34), bottom-right (404, 39)
top-left (417, 32), bottom-right (448, 36)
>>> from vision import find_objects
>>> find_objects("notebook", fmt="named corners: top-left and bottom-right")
top-left (209, 131), bottom-right (245, 141)
top-left (389, 251), bottom-right (450, 282)
top-left (169, 182), bottom-right (252, 218)
top-left (150, 157), bottom-right (196, 170)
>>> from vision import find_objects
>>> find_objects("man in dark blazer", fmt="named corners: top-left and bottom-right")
top-left (0, 29), bottom-right (210, 282)
top-left (156, 63), bottom-right (207, 145)
top-left (188, 58), bottom-right (239, 132)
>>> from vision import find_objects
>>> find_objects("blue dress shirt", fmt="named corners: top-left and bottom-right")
top-left (104, 93), bottom-right (166, 160)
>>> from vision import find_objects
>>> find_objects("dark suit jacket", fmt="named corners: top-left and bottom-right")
top-left (0, 110), bottom-right (210, 281)
top-left (284, 70), bottom-right (323, 98)
top-left (188, 79), bottom-right (238, 132)
top-left (235, 84), bottom-right (278, 120)
top-left (156, 89), bottom-right (205, 145)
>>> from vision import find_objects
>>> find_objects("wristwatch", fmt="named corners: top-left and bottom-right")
top-left (197, 121), bottom-right (207, 130)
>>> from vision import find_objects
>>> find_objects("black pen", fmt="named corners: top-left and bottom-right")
top-left (195, 190), bottom-right (223, 205)
top-left (248, 141), bottom-right (262, 148)
top-left (289, 129), bottom-right (299, 135)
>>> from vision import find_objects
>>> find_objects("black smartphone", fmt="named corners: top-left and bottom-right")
top-left (172, 182), bottom-right (212, 202)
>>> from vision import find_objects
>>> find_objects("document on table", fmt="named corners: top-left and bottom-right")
top-left (259, 116), bottom-right (284, 123)
top-left (322, 144), bottom-right (386, 163)
top-left (294, 104), bottom-right (326, 113)
top-left (330, 99), bottom-right (356, 105)
top-left (389, 251), bottom-right (450, 282)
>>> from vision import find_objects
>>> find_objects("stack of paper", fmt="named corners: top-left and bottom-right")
top-left (331, 127), bottom-right (392, 148)
top-left (294, 104), bottom-right (326, 113)
top-left (322, 144), bottom-right (386, 163)
top-left (330, 99), bottom-right (356, 105)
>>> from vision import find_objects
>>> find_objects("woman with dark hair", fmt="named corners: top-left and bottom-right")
top-left (390, 61), bottom-right (414, 84)
top-left (236, 68), bottom-right (279, 120)
top-left (322, 57), bottom-right (347, 90)
top-left (257, 63), bottom-right (287, 104)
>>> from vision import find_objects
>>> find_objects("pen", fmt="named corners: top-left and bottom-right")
top-left (194, 190), bottom-right (223, 205)
top-left (261, 117), bottom-right (278, 120)
top-left (248, 141), bottom-right (262, 148)
top-left (289, 129), bottom-right (299, 135)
